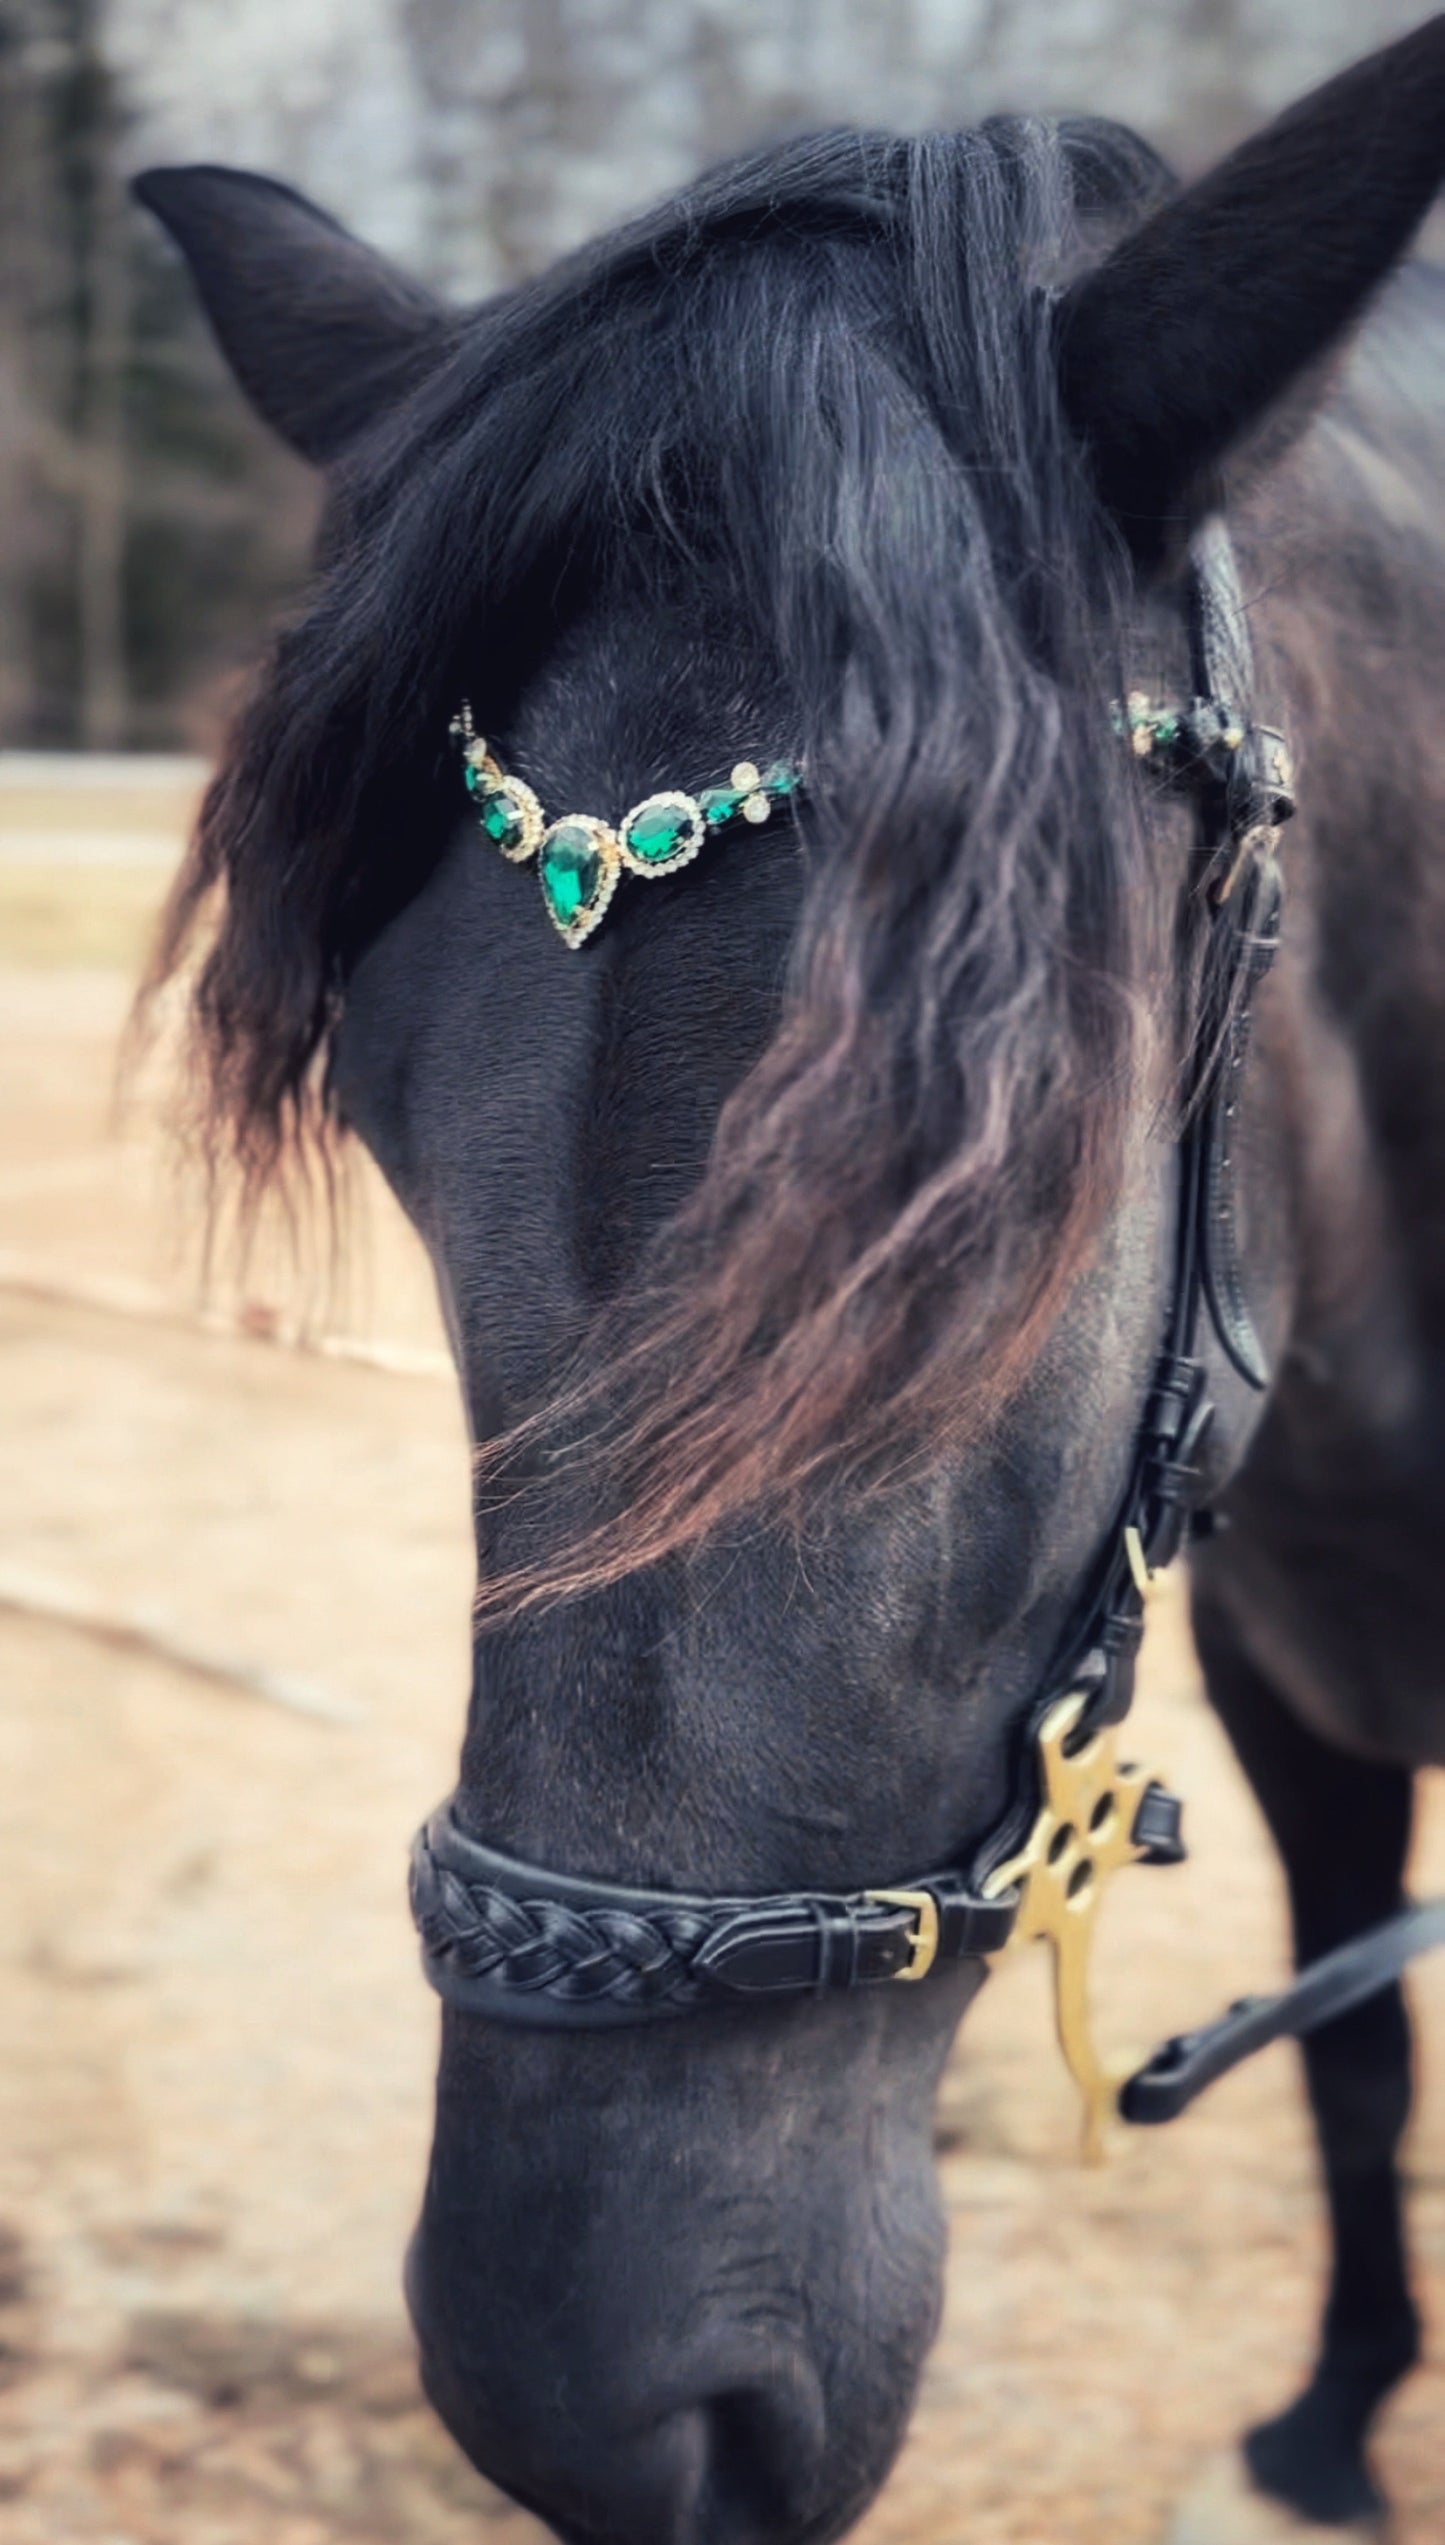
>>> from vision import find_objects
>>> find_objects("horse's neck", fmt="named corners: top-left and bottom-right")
top-left (1233, 319), bottom-right (1445, 1340)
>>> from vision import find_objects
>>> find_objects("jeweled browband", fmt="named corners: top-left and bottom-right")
top-left (449, 702), bottom-right (801, 947)
top-left (450, 685), bottom-right (1292, 951)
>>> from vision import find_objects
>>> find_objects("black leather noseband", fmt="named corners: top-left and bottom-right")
top-left (410, 520), bottom-right (1444, 2122)
top-left (411, 1809), bottom-right (1022, 2026)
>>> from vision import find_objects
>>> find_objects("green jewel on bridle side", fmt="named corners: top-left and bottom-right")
top-left (449, 701), bottom-right (802, 949)
top-left (1115, 689), bottom-right (1299, 900)
top-left (1113, 689), bottom-right (1247, 768)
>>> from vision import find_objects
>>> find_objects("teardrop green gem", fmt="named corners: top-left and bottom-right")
top-left (624, 800), bottom-right (692, 864)
top-left (540, 822), bottom-right (605, 929)
top-left (699, 787), bottom-right (741, 828)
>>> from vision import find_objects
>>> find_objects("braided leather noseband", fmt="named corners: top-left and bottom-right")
top-left (411, 520), bottom-right (1445, 2131)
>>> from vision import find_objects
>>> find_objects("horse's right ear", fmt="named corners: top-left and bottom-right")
top-left (1058, 16), bottom-right (1445, 568)
top-left (133, 165), bottom-right (453, 466)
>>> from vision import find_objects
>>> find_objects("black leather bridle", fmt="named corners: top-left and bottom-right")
top-left (410, 521), bottom-right (1445, 2130)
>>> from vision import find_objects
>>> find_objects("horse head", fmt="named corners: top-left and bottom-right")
top-left (138, 23), bottom-right (1445, 2543)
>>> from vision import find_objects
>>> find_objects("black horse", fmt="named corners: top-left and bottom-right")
top-left (138, 19), bottom-right (1445, 2543)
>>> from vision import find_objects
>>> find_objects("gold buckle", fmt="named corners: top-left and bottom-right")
top-left (1123, 1523), bottom-right (1154, 1601)
top-left (866, 1888), bottom-right (940, 1983)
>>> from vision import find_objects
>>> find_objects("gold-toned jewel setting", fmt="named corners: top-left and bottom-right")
top-left (1115, 691), bottom-right (1292, 909)
top-left (538, 815), bottom-right (622, 950)
top-left (617, 789), bottom-right (706, 878)
top-left (450, 701), bottom-right (799, 947)
top-left (467, 744), bottom-right (546, 864)
top-left (984, 1691), bottom-right (1158, 2164)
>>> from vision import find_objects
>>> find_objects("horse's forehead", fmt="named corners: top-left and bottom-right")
top-left (502, 579), bottom-right (790, 802)
top-left (332, 793), bottom-right (804, 1393)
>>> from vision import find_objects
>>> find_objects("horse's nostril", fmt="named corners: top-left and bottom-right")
top-left (696, 2376), bottom-right (828, 2541)
top-left (512, 2382), bottom-right (823, 2545)
top-left (410, 2212), bottom-right (831, 2545)
top-left (526, 2367), bottom-right (828, 2545)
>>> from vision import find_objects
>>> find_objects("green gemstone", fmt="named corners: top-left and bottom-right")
top-left (464, 760), bottom-right (485, 795)
top-left (699, 787), bottom-right (741, 828)
top-left (762, 762), bottom-right (799, 795)
top-left (477, 786), bottom-right (526, 853)
top-left (540, 822), bottom-right (604, 928)
top-left (624, 799), bottom-right (693, 864)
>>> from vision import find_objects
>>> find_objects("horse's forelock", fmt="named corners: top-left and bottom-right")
top-left (141, 116), bottom-right (1175, 1599)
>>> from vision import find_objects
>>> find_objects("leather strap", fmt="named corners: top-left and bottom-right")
top-left (1199, 856), bottom-right (1284, 1389)
top-left (411, 1805), bottom-right (1018, 2027)
top-left (1131, 1781), bottom-right (1187, 1865)
top-left (1121, 1897), bottom-right (1445, 2124)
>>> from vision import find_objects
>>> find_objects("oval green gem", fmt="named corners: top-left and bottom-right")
top-left (477, 785), bottom-right (526, 853)
top-left (624, 800), bottom-right (692, 864)
top-left (540, 822), bottom-right (605, 928)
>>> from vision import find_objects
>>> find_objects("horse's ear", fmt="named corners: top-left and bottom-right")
top-left (133, 165), bottom-right (453, 466)
top-left (1058, 16), bottom-right (1445, 567)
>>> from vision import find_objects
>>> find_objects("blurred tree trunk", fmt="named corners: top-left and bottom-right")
top-left (0, 0), bottom-right (129, 747)
top-left (0, 6), bottom-right (44, 740)
top-left (73, 10), bottom-right (130, 747)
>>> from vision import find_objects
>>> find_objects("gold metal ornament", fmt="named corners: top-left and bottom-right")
top-left (471, 749), bottom-right (547, 863)
top-left (617, 789), bottom-right (706, 878)
top-left (864, 1888), bottom-right (940, 1981)
top-left (984, 1691), bottom-right (1157, 2163)
top-left (537, 815), bottom-right (622, 949)
top-left (448, 700), bottom-right (802, 947)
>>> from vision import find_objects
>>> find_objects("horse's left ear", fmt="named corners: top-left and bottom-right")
top-left (133, 165), bottom-right (453, 466)
top-left (1058, 16), bottom-right (1445, 567)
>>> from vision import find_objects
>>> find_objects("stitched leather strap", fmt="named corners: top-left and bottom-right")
top-left (1200, 856), bottom-right (1284, 1389)
top-left (411, 1806), bottom-right (1018, 2026)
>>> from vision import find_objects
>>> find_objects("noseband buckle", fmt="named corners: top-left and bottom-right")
top-left (865, 1888), bottom-right (941, 1982)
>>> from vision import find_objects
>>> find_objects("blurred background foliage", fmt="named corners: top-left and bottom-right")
top-left (0, 0), bottom-right (1434, 754)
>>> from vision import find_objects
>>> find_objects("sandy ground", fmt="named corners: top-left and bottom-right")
top-left (0, 769), bottom-right (1442, 2545)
